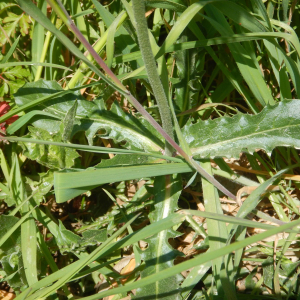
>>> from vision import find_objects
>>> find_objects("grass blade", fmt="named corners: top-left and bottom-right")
top-left (76, 218), bottom-right (300, 300)
top-left (54, 162), bottom-right (193, 203)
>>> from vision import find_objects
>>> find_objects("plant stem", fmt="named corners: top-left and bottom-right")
top-left (35, 11), bottom-right (56, 81)
top-left (131, 0), bottom-right (174, 156)
top-left (67, 11), bottom-right (128, 89)
top-left (45, 0), bottom-right (236, 201)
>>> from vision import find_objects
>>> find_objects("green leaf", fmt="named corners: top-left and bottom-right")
top-left (54, 162), bottom-right (193, 203)
top-left (184, 171), bottom-right (197, 189)
top-left (0, 250), bottom-right (25, 291)
top-left (61, 100), bottom-right (79, 142)
top-left (0, 12), bottom-right (31, 45)
top-left (1, 156), bottom-right (32, 290)
top-left (66, 217), bottom-right (300, 300)
top-left (136, 174), bottom-right (183, 299)
top-left (0, 208), bottom-right (36, 250)
top-left (15, 0), bottom-right (129, 95)
top-left (0, 82), bottom-right (9, 97)
top-left (0, 215), bottom-right (21, 254)
top-left (80, 229), bottom-right (107, 245)
top-left (0, 61), bottom-right (73, 71)
top-left (20, 126), bottom-right (80, 169)
top-left (106, 12), bottom-right (126, 68)
top-left (14, 80), bottom-right (164, 151)
top-left (145, 0), bottom-right (187, 12)
top-left (56, 220), bottom-right (81, 254)
top-left (3, 136), bottom-right (181, 163)
top-left (26, 214), bottom-right (141, 300)
top-left (204, 4), bottom-right (274, 106)
top-left (1, 36), bottom-right (20, 63)
top-left (4, 65), bottom-right (30, 79)
top-left (6, 110), bottom-right (61, 135)
top-left (200, 159), bottom-right (236, 298)
top-left (262, 256), bottom-right (274, 289)
top-left (31, 0), bottom-right (46, 77)
top-left (183, 100), bottom-right (300, 159)
top-left (55, 222), bottom-right (107, 254)
top-left (14, 213), bottom-right (185, 300)
top-left (7, 78), bottom-right (26, 95)
top-left (25, 170), bottom-right (54, 204)
top-left (173, 34), bottom-right (201, 127)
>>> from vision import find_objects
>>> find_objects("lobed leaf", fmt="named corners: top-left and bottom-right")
top-left (20, 126), bottom-right (80, 169)
top-left (183, 100), bottom-right (300, 158)
top-left (14, 80), bottom-right (164, 151)
top-left (135, 175), bottom-right (183, 299)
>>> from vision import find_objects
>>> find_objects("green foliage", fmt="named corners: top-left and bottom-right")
top-left (135, 175), bottom-right (183, 299)
top-left (25, 170), bottom-right (54, 204)
top-left (0, 66), bottom-right (30, 96)
top-left (20, 126), bottom-right (80, 169)
top-left (0, 10), bottom-right (31, 46)
top-left (183, 100), bottom-right (300, 158)
top-left (14, 80), bottom-right (164, 151)
top-left (0, 215), bottom-right (25, 291)
top-left (1, 0), bottom-right (300, 299)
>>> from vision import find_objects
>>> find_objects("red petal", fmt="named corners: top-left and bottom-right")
top-left (0, 101), bottom-right (10, 115)
top-left (6, 115), bottom-right (19, 124)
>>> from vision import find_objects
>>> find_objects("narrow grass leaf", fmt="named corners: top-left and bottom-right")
top-left (227, 164), bottom-right (300, 240)
top-left (54, 162), bottom-right (193, 203)
top-left (114, 32), bottom-right (300, 65)
top-left (37, 232), bottom-right (71, 297)
top-left (1, 136), bottom-right (182, 163)
top-left (31, 0), bottom-right (46, 77)
top-left (1, 36), bottom-right (20, 63)
top-left (106, 12), bottom-right (127, 68)
top-left (26, 213), bottom-right (139, 299)
top-left (155, 1), bottom-right (214, 59)
top-left (181, 210), bottom-right (292, 232)
top-left (181, 261), bottom-right (211, 299)
top-left (6, 111), bottom-right (60, 134)
top-left (201, 159), bottom-right (236, 299)
top-left (145, 0), bottom-right (187, 12)
top-left (0, 206), bottom-right (36, 248)
top-left (15, 213), bottom-right (185, 299)
top-left (16, 0), bottom-right (128, 95)
top-left (76, 218), bottom-right (300, 300)
top-left (0, 61), bottom-right (72, 71)
top-left (13, 154), bottom-right (38, 286)
top-left (204, 4), bottom-right (274, 106)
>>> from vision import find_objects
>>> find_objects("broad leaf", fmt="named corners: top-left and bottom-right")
top-left (0, 215), bottom-right (25, 291)
top-left (25, 170), bottom-right (54, 204)
top-left (0, 12), bottom-right (31, 45)
top-left (20, 126), bottom-right (80, 169)
top-left (0, 215), bottom-right (21, 254)
top-left (135, 174), bottom-right (183, 299)
top-left (56, 220), bottom-right (81, 254)
top-left (183, 100), bottom-right (300, 158)
top-left (55, 222), bottom-right (107, 254)
top-left (14, 80), bottom-right (164, 151)
top-left (80, 229), bottom-right (107, 247)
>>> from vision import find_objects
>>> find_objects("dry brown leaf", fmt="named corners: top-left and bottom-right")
top-left (0, 290), bottom-right (16, 300)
